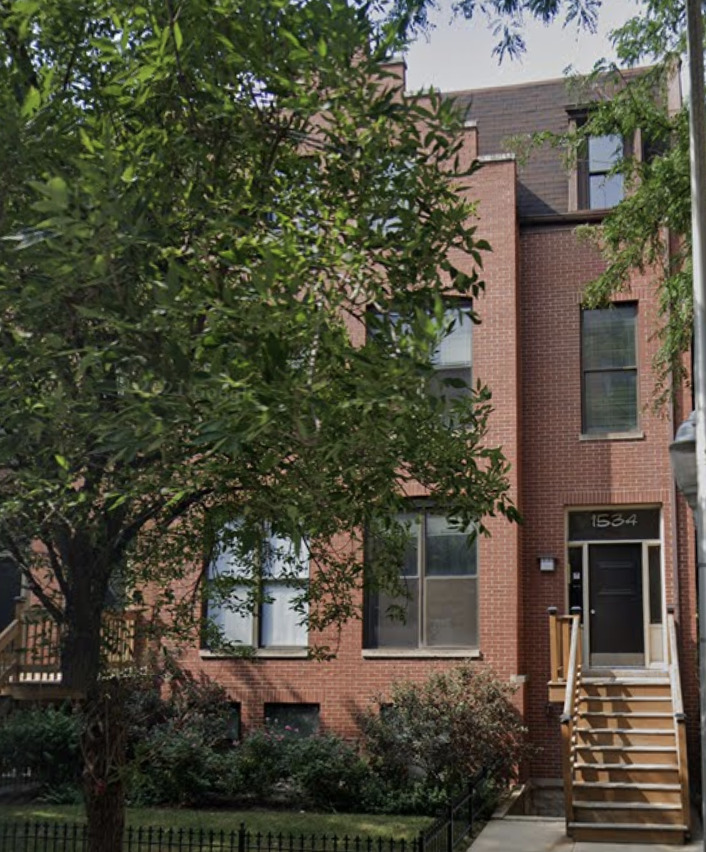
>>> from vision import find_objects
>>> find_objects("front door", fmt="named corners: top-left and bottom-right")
top-left (589, 543), bottom-right (644, 666)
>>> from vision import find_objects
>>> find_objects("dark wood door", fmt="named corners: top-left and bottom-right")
top-left (589, 543), bottom-right (644, 665)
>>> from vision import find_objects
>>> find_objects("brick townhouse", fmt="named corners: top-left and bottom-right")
top-left (0, 61), bottom-right (698, 843)
top-left (180, 62), bottom-right (699, 843)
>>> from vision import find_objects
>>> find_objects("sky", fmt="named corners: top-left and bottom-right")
top-left (405, 0), bottom-right (640, 93)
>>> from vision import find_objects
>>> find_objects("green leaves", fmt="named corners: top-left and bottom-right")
top-left (0, 0), bottom-right (513, 680)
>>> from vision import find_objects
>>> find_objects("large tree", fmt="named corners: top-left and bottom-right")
top-left (0, 1), bottom-right (518, 848)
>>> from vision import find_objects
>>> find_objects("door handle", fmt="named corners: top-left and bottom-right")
top-left (590, 609), bottom-right (596, 615)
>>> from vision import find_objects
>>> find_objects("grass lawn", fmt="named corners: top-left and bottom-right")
top-left (0, 804), bottom-right (431, 840)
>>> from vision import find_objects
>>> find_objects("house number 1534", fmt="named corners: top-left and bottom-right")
top-left (591, 512), bottom-right (638, 528)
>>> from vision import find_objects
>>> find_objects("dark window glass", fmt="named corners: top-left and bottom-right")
top-left (568, 547), bottom-right (584, 614)
top-left (226, 703), bottom-right (241, 741)
top-left (264, 703), bottom-right (320, 736)
top-left (580, 132), bottom-right (625, 210)
top-left (582, 304), bottom-right (637, 434)
top-left (648, 546), bottom-right (663, 625)
top-left (365, 511), bottom-right (478, 650)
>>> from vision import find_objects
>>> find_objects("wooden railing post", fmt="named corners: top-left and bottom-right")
top-left (548, 607), bottom-right (559, 683)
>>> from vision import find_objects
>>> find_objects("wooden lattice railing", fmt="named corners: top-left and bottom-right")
top-left (0, 601), bottom-right (141, 692)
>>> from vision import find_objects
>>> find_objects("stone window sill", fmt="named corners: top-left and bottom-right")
top-left (200, 648), bottom-right (309, 660)
top-left (579, 430), bottom-right (644, 442)
top-left (362, 648), bottom-right (482, 660)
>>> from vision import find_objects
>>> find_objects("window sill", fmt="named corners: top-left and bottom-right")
top-left (579, 430), bottom-right (644, 442)
top-left (200, 648), bottom-right (309, 660)
top-left (362, 648), bottom-right (482, 660)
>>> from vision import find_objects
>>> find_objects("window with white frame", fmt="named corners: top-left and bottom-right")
top-left (365, 510), bottom-right (478, 650)
top-left (205, 525), bottom-right (309, 649)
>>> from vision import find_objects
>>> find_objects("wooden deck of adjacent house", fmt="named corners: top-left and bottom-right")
top-left (0, 601), bottom-right (141, 700)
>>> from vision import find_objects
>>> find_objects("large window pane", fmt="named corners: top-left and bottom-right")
top-left (425, 516), bottom-right (476, 576)
top-left (209, 593), bottom-right (253, 646)
top-left (589, 174), bottom-right (624, 210)
top-left (399, 513), bottom-right (421, 577)
top-left (588, 134), bottom-right (622, 171)
top-left (433, 310), bottom-right (473, 368)
top-left (261, 584), bottom-right (307, 646)
top-left (371, 582), bottom-right (420, 647)
top-left (584, 371), bottom-right (637, 433)
top-left (582, 307), bottom-right (636, 369)
top-left (426, 577), bottom-right (477, 647)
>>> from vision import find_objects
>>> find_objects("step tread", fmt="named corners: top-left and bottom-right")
top-left (580, 695), bottom-right (672, 700)
top-left (573, 801), bottom-right (682, 811)
top-left (575, 762), bottom-right (679, 770)
top-left (569, 822), bottom-right (687, 831)
top-left (576, 727), bottom-right (676, 735)
top-left (581, 678), bottom-right (670, 685)
top-left (578, 711), bottom-right (674, 717)
top-left (574, 782), bottom-right (681, 790)
top-left (574, 745), bottom-right (677, 752)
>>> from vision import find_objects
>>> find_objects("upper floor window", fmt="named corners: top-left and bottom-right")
top-left (580, 133), bottom-right (624, 210)
top-left (581, 304), bottom-right (637, 435)
top-left (428, 305), bottom-right (473, 404)
top-left (365, 510), bottom-right (478, 650)
top-left (205, 525), bottom-right (309, 650)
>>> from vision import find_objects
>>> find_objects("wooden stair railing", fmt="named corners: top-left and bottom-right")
top-left (0, 603), bottom-right (142, 695)
top-left (559, 612), bottom-right (582, 835)
top-left (0, 613), bottom-right (22, 689)
top-left (548, 607), bottom-right (580, 701)
top-left (667, 606), bottom-right (691, 838)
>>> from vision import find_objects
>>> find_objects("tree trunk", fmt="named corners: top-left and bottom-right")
top-left (82, 679), bottom-right (127, 852)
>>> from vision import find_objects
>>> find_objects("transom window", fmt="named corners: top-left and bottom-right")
top-left (581, 304), bottom-right (637, 435)
top-left (365, 510), bottom-right (478, 650)
top-left (205, 526), bottom-right (309, 649)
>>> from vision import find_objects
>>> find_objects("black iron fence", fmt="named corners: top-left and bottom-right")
top-left (0, 822), bottom-right (418, 852)
top-left (0, 770), bottom-right (493, 852)
top-left (420, 769), bottom-right (492, 852)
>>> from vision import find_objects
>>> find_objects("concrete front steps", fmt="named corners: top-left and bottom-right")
top-left (568, 675), bottom-right (690, 845)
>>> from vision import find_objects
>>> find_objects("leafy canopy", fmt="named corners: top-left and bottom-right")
top-left (0, 0), bottom-right (517, 680)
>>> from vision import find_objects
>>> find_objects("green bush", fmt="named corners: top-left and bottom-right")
top-left (0, 705), bottom-right (80, 789)
top-left (285, 734), bottom-right (372, 811)
top-left (128, 722), bottom-right (229, 806)
top-left (223, 728), bottom-right (287, 801)
top-left (359, 664), bottom-right (532, 804)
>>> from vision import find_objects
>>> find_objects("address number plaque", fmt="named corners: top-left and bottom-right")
top-left (568, 508), bottom-right (660, 542)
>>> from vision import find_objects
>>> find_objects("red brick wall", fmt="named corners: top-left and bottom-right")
top-left (519, 225), bottom-right (696, 777)
top-left (177, 156), bottom-right (526, 739)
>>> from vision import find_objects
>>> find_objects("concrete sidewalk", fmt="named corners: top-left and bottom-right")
top-left (471, 816), bottom-right (702, 852)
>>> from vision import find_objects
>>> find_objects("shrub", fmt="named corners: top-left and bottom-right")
top-left (359, 664), bottom-right (532, 802)
top-left (128, 722), bottom-right (229, 806)
top-left (285, 733), bottom-right (372, 811)
top-left (224, 728), bottom-right (287, 801)
top-left (0, 704), bottom-right (80, 789)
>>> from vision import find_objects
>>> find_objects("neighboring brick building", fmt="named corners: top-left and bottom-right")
top-left (182, 63), bottom-right (697, 805)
